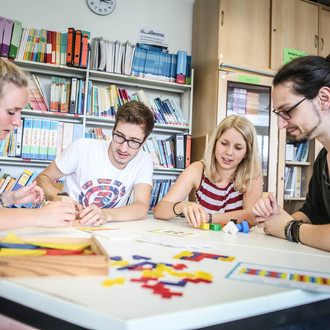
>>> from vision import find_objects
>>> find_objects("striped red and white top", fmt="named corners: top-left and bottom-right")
top-left (195, 170), bottom-right (243, 214)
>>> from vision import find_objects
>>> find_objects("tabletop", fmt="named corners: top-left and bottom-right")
top-left (0, 216), bottom-right (330, 330)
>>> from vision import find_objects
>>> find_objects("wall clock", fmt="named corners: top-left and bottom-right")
top-left (87, 0), bottom-right (116, 16)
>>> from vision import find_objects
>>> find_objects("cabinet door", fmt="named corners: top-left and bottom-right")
top-left (319, 6), bottom-right (330, 57)
top-left (217, 71), bottom-right (277, 193)
top-left (219, 0), bottom-right (270, 69)
top-left (271, 0), bottom-right (319, 70)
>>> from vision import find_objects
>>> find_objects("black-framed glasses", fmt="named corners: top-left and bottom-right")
top-left (112, 132), bottom-right (145, 149)
top-left (272, 97), bottom-right (307, 120)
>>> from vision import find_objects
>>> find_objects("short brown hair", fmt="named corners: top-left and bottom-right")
top-left (114, 101), bottom-right (155, 137)
top-left (0, 58), bottom-right (28, 99)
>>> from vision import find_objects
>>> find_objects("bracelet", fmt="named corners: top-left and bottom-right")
top-left (173, 202), bottom-right (182, 216)
top-left (290, 220), bottom-right (304, 243)
top-left (208, 213), bottom-right (213, 224)
top-left (284, 220), bottom-right (295, 242)
top-left (57, 192), bottom-right (69, 196)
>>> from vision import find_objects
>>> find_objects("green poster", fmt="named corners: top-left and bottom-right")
top-left (283, 48), bottom-right (306, 65)
top-left (238, 75), bottom-right (259, 84)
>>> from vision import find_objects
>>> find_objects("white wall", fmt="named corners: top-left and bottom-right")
top-left (1, 0), bottom-right (194, 54)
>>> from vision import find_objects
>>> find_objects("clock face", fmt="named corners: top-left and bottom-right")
top-left (87, 0), bottom-right (116, 16)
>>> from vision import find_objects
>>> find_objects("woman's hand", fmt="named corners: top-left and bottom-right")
top-left (180, 201), bottom-right (209, 227)
top-left (9, 181), bottom-right (44, 205)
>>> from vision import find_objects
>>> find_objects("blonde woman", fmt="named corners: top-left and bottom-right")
top-left (153, 115), bottom-right (263, 227)
top-left (0, 57), bottom-right (75, 230)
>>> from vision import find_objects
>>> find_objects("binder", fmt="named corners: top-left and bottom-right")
top-left (175, 134), bottom-right (185, 169)
top-left (69, 77), bottom-right (78, 114)
top-left (176, 50), bottom-right (187, 84)
top-left (80, 32), bottom-right (89, 68)
top-left (184, 134), bottom-right (191, 167)
top-left (1, 18), bottom-right (14, 58)
top-left (30, 118), bottom-right (42, 159)
top-left (39, 120), bottom-right (50, 160)
top-left (21, 117), bottom-right (33, 159)
top-left (47, 121), bottom-right (58, 160)
top-left (9, 20), bottom-right (22, 59)
top-left (15, 119), bottom-right (23, 157)
top-left (0, 16), bottom-right (5, 55)
top-left (73, 30), bottom-right (82, 67)
top-left (66, 27), bottom-right (75, 66)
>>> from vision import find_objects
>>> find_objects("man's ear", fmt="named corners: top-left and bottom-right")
top-left (318, 86), bottom-right (330, 111)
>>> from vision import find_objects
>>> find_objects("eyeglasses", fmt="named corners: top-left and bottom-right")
top-left (272, 97), bottom-right (307, 120)
top-left (112, 132), bottom-right (144, 149)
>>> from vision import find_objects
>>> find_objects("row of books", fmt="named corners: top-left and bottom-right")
top-left (90, 39), bottom-right (191, 84)
top-left (0, 118), bottom-right (83, 160)
top-left (28, 74), bottom-right (85, 115)
top-left (1, 16), bottom-right (192, 85)
top-left (227, 87), bottom-right (261, 115)
top-left (87, 85), bottom-right (188, 126)
top-left (0, 169), bottom-right (40, 208)
top-left (90, 39), bottom-right (136, 76)
top-left (143, 134), bottom-right (191, 170)
top-left (284, 166), bottom-right (302, 198)
top-left (131, 46), bottom-right (191, 85)
top-left (285, 141), bottom-right (309, 162)
top-left (149, 179), bottom-right (174, 211)
top-left (25, 71), bottom-right (188, 127)
top-left (0, 16), bottom-right (90, 68)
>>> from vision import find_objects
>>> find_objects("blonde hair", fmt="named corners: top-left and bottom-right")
top-left (202, 115), bottom-right (261, 192)
top-left (0, 58), bottom-right (28, 99)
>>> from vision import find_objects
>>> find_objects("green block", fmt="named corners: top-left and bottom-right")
top-left (210, 224), bottom-right (222, 231)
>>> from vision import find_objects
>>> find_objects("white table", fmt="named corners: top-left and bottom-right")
top-left (1, 217), bottom-right (330, 330)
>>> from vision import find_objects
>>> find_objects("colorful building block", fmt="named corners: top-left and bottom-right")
top-left (241, 220), bottom-right (250, 233)
top-left (223, 221), bottom-right (239, 234)
top-left (200, 222), bottom-right (210, 230)
top-left (210, 224), bottom-right (222, 231)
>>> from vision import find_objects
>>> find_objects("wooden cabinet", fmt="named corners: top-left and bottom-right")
top-left (319, 5), bottom-right (330, 57)
top-left (192, 0), bottom-right (272, 138)
top-left (192, 0), bottom-right (270, 71)
top-left (271, 0), bottom-right (329, 70)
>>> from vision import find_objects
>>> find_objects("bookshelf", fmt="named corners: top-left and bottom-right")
top-left (277, 132), bottom-right (321, 214)
top-left (0, 59), bottom-right (193, 188)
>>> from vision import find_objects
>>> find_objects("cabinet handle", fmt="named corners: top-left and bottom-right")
top-left (321, 38), bottom-right (324, 51)
top-left (315, 34), bottom-right (319, 49)
top-left (221, 11), bottom-right (224, 26)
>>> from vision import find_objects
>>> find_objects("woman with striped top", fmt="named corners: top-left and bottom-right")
top-left (153, 115), bottom-right (263, 227)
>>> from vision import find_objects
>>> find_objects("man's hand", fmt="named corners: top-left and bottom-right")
top-left (78, 204), bottom-right (108, 226)
top-left (252, 192), bottom-right (279, 218)
top-left (255, 206), bottom-right (293, 239)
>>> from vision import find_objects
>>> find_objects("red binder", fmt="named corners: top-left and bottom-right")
top-left (66, 27), bottom-right (75, 66)
top-left (73, 30), bottom-right (82, 67)
top-left (80, 32), bottom-right (89, 68)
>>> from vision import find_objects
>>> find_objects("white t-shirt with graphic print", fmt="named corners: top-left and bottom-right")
top-left (55, 138), bottom-right (153, 208)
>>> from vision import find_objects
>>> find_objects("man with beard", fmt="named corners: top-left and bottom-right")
top-left (252, 54), bottom-right (330, 251)
top-left (36, 101), bottom-right (155, 226)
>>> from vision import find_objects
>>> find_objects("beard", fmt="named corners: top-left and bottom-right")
top-left (292, 103), bottom-right (322, 143)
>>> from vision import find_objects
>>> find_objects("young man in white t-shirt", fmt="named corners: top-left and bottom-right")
top-left (36, 101), bottom-right (155, 226)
